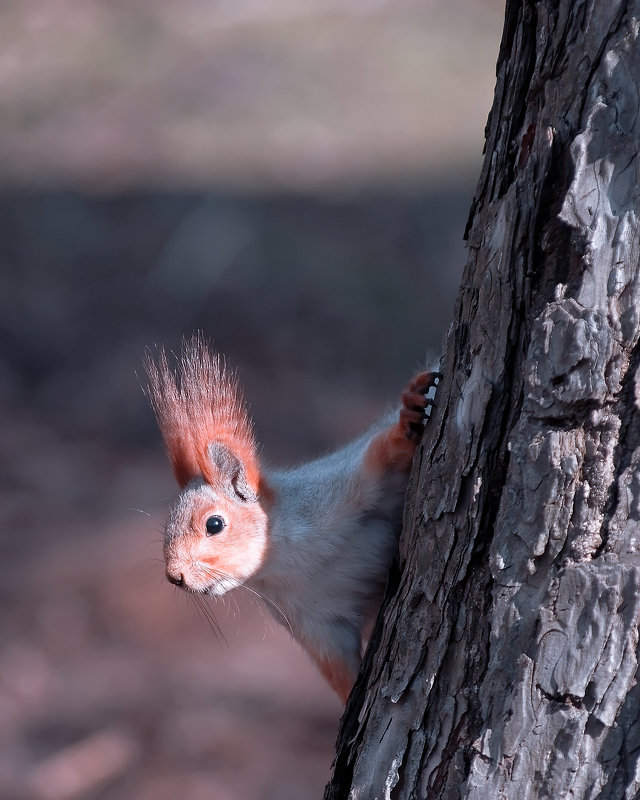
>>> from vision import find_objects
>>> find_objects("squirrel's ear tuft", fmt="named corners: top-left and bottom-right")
top-left (144, 347), bottom-right (201, 488)
top-left (144, 334), bottom-right (260, 492)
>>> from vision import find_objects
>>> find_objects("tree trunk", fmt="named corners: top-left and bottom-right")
top-left (325, 1), bottom-right (640, 797)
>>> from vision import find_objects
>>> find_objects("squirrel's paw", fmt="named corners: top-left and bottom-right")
top-left (400, 369), bottom-right (441, 440)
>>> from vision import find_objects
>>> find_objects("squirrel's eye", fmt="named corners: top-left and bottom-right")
top-left (205, 515), bottom-right (226, 536)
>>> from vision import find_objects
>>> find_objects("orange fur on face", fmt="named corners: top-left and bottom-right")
top-left (145, 335), bottom-right (260, 491)
top-left (164, 485), bottom-right (269, 594)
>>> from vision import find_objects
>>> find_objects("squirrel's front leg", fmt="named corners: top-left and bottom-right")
top-left (313, 369), bottom-right (440, 705)
top-left (365, 368), bottom-right (441, 475)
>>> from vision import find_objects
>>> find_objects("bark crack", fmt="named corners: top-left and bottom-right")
top-left (536, 684), bottom-right (585, 709)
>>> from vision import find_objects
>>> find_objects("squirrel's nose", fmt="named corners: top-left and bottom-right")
top-left (166, 570), bottom-right (184, 587)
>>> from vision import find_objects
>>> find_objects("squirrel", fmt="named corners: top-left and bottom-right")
top-left (145, 335), bottom-right (440, 703)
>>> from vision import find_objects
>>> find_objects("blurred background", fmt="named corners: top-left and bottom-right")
top-left (0, 1), bottom-right (504, 798)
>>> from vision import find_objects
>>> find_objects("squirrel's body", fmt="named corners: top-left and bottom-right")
top-left (147, 336), bottom-right (438, 702)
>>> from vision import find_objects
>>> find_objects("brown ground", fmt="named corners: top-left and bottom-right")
top-left (0, 2), bottom-right (503, 798)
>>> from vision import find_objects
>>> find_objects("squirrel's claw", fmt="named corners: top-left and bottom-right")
top-left (399, 368), bottom-right (442, 440)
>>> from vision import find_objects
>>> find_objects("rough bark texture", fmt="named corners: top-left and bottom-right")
top-left (325, 1), bottom-right (640, 798)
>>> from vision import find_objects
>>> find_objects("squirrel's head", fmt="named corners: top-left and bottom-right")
top-left (161, 447), bottom-right (270, 595)
top-left (145, 336), bottom-right (270, 594)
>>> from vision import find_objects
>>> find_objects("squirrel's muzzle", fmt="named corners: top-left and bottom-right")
top-left (166, 569), bottom-right (184, 587)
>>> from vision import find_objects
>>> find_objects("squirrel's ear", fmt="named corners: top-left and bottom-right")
top-left (207, 443), bottom-right (258, 503)
top-left (145, 336), bottom-right (261, 494)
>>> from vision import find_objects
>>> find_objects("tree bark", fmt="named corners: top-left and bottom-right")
top-left (325, 1), bottom-right (640, 798)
